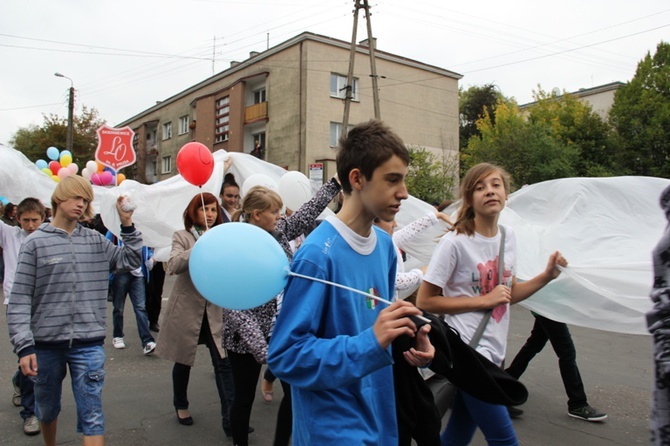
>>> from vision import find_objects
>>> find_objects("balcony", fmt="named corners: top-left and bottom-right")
top-left (244, 101), bottom-right (268, 124)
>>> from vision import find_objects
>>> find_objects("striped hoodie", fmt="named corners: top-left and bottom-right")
top-left (7, 222), bottom-right (143, 357)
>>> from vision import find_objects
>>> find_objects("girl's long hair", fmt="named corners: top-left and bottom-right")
top-left (233, 186), bottom-right (283, 223)
top-left (451, 163), bottom-right (511, 236)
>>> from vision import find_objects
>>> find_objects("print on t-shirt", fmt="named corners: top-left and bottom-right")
top-left (473, 255), bottom-right (509, 323)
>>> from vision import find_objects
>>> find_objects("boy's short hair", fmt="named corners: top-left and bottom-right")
top-left (336, 119), bottom-right (410, 194)
top-left (51, 175), bottom-right (95, 220)
top-left (17, 197), bottom-right (46, 219)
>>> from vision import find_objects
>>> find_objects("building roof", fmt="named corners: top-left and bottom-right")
top-left (117, 31), bottom-right (462, 127)
top-left (519, 81), bottom-right (625, 109)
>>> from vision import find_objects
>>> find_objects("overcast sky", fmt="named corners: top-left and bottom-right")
top-left (1, 0), bottom-right (668, 147)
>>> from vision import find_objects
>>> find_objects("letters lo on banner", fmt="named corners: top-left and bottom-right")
top-left (95, 125), bottom-right (136, 171)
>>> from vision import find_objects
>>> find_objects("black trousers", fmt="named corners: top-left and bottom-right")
top-left (146, 261), bottom-right (165, 326)
top-left (505, 313), bottom-right (588, 410)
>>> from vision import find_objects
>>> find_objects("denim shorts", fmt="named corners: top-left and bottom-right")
top-left (31, 345), bottom-right (106, 436)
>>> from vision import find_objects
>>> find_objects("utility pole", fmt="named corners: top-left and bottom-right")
top-left (54, 72), bottom-right (75, 156)
top-left (342, 0), bottom-right (381, 139)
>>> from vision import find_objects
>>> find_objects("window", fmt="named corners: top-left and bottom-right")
top-left (254, 88), bottom-right (266, 104)
top-left (330, 73), bottom-right (359, 101)
top-left (161, 155), bottom-right (172, 174)
top-left (330, 122), bottom-right (354, 147)
top-left (178, 115), bottom-right (190, 135)
top-left (162, 121), bottom-right (172, 140)
top-left (215, 96), bottom-right (230, 143)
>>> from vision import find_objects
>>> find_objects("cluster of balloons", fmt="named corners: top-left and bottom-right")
top-left (35, 147), bottom-right (79, 182)
top-left (81, 161), bottom-right (126, 186)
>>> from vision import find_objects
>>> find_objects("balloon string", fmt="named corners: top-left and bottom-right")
top-left (288, 272), bottom-right (431, 324)
top-left (199, 191), bottom-right (209, 231)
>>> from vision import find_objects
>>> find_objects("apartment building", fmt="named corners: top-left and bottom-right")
top-left (118, 32), bottom-right (462, 184)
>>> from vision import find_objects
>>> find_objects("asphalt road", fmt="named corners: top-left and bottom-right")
top-left (0, 275), bottom-right (653, 445)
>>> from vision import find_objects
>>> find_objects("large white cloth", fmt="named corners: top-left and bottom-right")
top-left (0, 145), bottom-right (666, 334)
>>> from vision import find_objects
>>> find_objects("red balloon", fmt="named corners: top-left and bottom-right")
top-left (49, 160), bottom-right (61, 176)
top-left (176, 142), bottom-right (214, 187)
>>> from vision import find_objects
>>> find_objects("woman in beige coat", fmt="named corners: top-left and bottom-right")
top-left (156, 192), bottom-right (234, 433)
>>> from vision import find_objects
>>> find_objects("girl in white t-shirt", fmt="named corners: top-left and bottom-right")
top-left (417, 163), bottom-right (567, 446)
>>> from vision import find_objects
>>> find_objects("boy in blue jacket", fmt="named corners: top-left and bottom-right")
top-left (7, 175), bottom-right (143, 446)
top-left (268, 119), bottom-right (433, 445)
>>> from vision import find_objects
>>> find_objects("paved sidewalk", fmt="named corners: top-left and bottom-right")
top-left (0, 278), bottom-right (653, 445)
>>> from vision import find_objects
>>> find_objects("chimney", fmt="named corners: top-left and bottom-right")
top-left (230, 61), bottom-right (241, 68)
top-left (358, 38), bottom-right (377, 48)
top-left (250, 51), bottom-right (260, 58)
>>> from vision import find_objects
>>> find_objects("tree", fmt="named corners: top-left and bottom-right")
top-left (609, 41), bottom-right (670, 177)
top-left (406, 146), bottom-right (459, 205)
top-left (459, 84), bottom-right (503, 150)
top-left (10, 106), bottom-right (106, 169)
top-left (528, 89), bottom-right (619, 177)
top-left (463, 100), bottom-right (579, 187)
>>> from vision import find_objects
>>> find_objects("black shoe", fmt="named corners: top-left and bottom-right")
top-left (176, 409), bottom-right (193, 426)
top-left (150, 323), bottom-right (160, 333)
top-left (507, 406), bottom-right (524, 418)
top-left (223, 426), bottom-right (255, 438)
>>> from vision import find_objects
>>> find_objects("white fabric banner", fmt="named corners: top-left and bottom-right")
top-left (1, 145), bottom-right (665, 335)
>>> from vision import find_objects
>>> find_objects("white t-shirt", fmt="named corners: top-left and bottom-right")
top-left (0, 221), bottom-right (29, 304)
top-left (423, 225), bottom-right (516, 365)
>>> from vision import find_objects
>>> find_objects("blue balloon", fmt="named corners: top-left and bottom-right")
top-left (0, 196), bottom-right (8, 206)
top-left (60, 150), bottom-right (72, 158)
top-left (35, 159), bottom-right (48, 170)
top-left (46, 146), bottom-right (59, 161)
top-left (189, 222), bottom-right (290, 310)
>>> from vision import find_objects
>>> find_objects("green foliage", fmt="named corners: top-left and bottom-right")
top-left (406, 146), bottom-right (458, 205)
top-left (462, 85), bottom-right (624, 186)
top-left (459, 84), bottom-right (503, 150)
top-left (609, 41), bottom-right (670, 177)
top-left (9, 106), bottom-right (105, 168)
top-left (463, 101), bottom-right (578, 186)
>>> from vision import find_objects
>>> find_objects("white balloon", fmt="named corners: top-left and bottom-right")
top-left (86, 160), bottom-right (98, 173)
top-left (242, 173), bottom-right (279, 197)
top-left (279, 171), bottom-right (313, 211)
top-left (82, 167), bottom-right (92, 180)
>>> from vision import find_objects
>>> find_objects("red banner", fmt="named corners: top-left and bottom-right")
top-left (95, 124), bottom-right (136, 171)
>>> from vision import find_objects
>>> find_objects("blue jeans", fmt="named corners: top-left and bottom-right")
top-left (112, 272), bottom-right (154, 346)
top-left (505, 314), bottom-right (588, 410)
top-left (14, 367), bottom-right (36, 420)
top-left (441, 391), bottom-right (518, 446)
top-left (31, 345), bottom-right (106, 436)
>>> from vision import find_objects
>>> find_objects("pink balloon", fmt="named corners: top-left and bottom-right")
top-left (68, 163), bottom-right (79, 174)
top-left (101, 171), bottom-right (113, 185)
top-left (91, 173), bottom-right (104, 186)
top-left (57, 167), bottom-right (71, 179)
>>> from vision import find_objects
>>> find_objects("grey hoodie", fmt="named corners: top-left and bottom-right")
top-left (7, 222), bottom-right (142, 356)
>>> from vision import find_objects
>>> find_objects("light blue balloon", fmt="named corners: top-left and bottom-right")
top-left (0, 196), bottom-right (8, 206)
top-left (35, 159), bottom-right (48, 170)
top-left (60, 150), bottom-right (72, 158)
top-left (46, 146), bottom-right (59, 161)
top-left (189, 222), bottom-right (290, 310)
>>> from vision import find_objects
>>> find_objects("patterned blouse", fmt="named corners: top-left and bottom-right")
top-left (222, 178), bottom-right (341, 362)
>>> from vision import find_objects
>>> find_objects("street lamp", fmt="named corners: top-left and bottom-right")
top-left (54, 72), bottom-right (75, 155)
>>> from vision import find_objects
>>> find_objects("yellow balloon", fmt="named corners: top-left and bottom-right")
top-left (60, 154), bottom-right (72, 167)
top-left (52, 175), bottom-right (60, 182)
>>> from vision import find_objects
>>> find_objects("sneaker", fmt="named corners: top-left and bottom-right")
top-left (23, 415), bottom-right (40, 435)
top-left (568, 405), bottom-right (608, 422)
top-left (12, 374), bottom-right (21, 407)
top-left (112, 337), bottom-right (126, 349)
top-left (143, 341), bottom-right (156, 355)
top-left (507, 406), bottom-right (524, 419)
